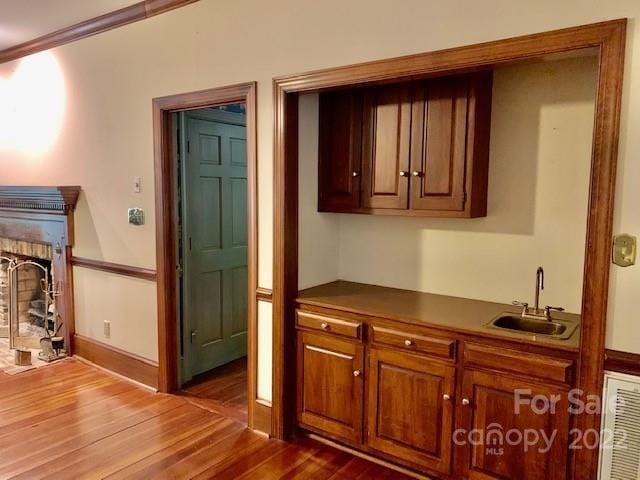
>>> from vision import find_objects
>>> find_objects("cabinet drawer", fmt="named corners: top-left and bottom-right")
top-left (296, 310), bottom-right (362, 339)
top-left (371, 326), bottom-right (455, 359)
top-left (463, 342), bottom-right (574, 384)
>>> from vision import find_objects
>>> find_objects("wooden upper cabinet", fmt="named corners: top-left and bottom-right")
top-left (317, 72), bottom-right (492, 217)
top-left (361, 83), bottom-right (412, 210)
top-left (296, 331), bottom-right (364, 445)
top-left (318, 90), bottom-right (363, 212)
top-left (367, 348), bottom-right (455, 475)
top-left (410, 72), bottom-right (493, 216)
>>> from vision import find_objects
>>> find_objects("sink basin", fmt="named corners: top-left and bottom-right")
top-left (487, 313), bottom-right (578, 340)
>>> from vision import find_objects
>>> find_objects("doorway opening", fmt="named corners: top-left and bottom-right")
top-left (153, 82), bottom-right (259, 431)
top-left (174, 104), bottom-right (249, 423)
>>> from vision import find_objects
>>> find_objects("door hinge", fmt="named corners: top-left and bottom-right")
top-left (187, 141), bottom-right (191, 154)
top-left (190, 330), bottom-right (197, 344)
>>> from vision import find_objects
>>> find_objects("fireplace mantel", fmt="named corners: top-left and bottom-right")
top-left (0, 186), bottom-right (80, 214)
top-left (0, 186), bottom-right (81, 354)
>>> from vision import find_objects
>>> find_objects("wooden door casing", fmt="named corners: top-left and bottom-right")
top-left (297, 331), bottom-right (364, 445)
top-left (458, 369), bottom-right (571, 480)
top-left (318, 90), bottom-right (364, 212)
top-left (367, 348), bottom-right (456, 475)
top-left (361, 83), bottom-right (412, 210)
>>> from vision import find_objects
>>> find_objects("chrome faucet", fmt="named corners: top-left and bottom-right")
top-left (534, 266), bottom-right (544, 315)
top-left (513, 266), bottom-right (565, 321)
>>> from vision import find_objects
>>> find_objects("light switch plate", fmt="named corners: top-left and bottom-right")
top-left (133, 176), bottom-right (141, 193)
top-left (613, 234), bottom-right (636, 267)
top-left (128, 208), bottom-right (144, 226)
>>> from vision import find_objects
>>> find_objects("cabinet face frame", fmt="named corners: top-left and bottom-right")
top-left (274, 20), bottom-right (627, 480)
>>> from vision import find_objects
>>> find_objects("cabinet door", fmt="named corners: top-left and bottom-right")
top-left (410, 76), bottom-right (469, 212)
top-left (297, 331), bottom-right (364, 444)
top-left (361, 83), bottom-right (412, 210)
top-left (318, 90), bottom-right (363, 212)
top-left (367, 348), bottom-right (456, 475)
top-left (459, 370), bottom-right (570, 480)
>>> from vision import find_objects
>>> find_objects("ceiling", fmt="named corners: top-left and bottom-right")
top-left (0, 0), bottom-right (140, 51)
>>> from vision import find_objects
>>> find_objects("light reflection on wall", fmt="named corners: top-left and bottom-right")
top-left (0, 52), bottom-right (66, 157)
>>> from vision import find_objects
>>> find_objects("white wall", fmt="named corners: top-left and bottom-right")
top-left (0, 0), bottom-right (639, 400)
top-left (299, 57), bottom-right (596, 315)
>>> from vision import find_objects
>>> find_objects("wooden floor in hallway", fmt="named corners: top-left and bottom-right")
top-left (0, 359), bottom-right (414, 480)
top-left (180, 357), bottom-right (248, 424)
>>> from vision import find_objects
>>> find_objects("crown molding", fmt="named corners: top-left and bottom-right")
top-left (0, 0), bottom-right (199, 64)
top-left (0, 186), bottom-right (80, 214)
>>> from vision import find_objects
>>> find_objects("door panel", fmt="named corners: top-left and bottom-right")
top-left (182, 110), bottom-right (248, 379)
top-left (318, 90), bottom-right (363, 212)
top-left (459, 369), bottom-right (570, 480)
top-left (362, 84), bottom-right (412, 209)
top-left (410, 77), bottom-right (469, 211)
top-left (297, 331), bottom-right (364, 445)
top-left (367, 348), bottom-right (455, 474)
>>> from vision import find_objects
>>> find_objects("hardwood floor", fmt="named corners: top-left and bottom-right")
top-left (180, 357), bottom-right (247, 424)
top-left (0, 359), bottom-right (414, 479)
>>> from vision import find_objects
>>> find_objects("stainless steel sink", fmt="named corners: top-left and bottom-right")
top-left (486, 313), bottom-right (578, 340)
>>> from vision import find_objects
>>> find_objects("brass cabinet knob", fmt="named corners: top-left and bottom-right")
top-left (320, 322), bottom-right (329, 330)
top-left (443, 394), bottom-right (451, 401)
top-left (412, 171), bottom-right (423, 177)
top-left (353, 370), bottom-right (361, 377)
top-left (404, 339), bottom-right (413, 346)
top-left (352, 171), bottom-right (359, 177)
top-left (462, 398), bottom-right (470, 406)
top-left (399, 171), bottom-right (409, 177)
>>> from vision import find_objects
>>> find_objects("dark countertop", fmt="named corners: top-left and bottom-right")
top-left (296, 280), bottom-right (581, 352)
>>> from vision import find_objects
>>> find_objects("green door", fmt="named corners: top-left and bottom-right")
top-left (180, 109), bottom-right (248, 382)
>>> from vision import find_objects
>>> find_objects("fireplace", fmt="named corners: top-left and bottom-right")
top-left (0, 186), bottom-right (80, 355)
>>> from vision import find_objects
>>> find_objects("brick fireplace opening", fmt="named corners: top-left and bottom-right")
top-left (0, 239), bottom-right (54, 349)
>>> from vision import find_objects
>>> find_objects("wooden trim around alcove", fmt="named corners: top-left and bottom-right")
top-left (74, 334), bottom-right (159, 389)
top-left (153, 82), bottom-right (261, 431)
top-left (0, 0), bottom-right (200, 65)
top-left (272, 19), bottom-right (627, 479)
top-left (605, 349), bottom-right (640, 377)
top-left (71, 256), bottom-right (157, 281)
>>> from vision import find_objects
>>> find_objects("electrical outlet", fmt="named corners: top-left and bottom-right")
top-left (104, 320), bottom-right (111, 338)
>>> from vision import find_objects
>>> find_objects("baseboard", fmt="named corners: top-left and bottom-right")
top-left (605, 349), bottom-right (640, 377)
top-left (73, 334), bottom-right (159, 389)
top-left (254, 399), bottom-right (272, 435)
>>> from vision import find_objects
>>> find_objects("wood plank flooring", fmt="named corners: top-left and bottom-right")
top-left (0, 359), bottom-right (414, 479)
top-left (180, 357), bottom-right (247, 424)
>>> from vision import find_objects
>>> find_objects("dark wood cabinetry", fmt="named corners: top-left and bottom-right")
top-left (459, 370), bottom-right (570, 480)
top-left (296, 330), bottom-right (364, 445)
top-left (367, 347), bottom-right (456, 474)
top-left (294, 293), bottom-right (577, 480)
top-left (318, 72), bottom-right (492, 217)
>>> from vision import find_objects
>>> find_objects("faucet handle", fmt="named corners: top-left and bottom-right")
top-left (512, 300), bottom-right (529, 308)
top-left (544, 305), bottom-right (565, 318)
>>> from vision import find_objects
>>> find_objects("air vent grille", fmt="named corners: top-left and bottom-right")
top-left (600, 372), bottom-right (640, 480)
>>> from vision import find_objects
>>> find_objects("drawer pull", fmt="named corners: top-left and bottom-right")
top-left (353, 370), bottom-right (361, 377)
top-left (404, 339), bottom-right (414, 346)
top-left (443, 394), bottom-right (451, 401)
top-left (462, 398), bottom-right (470, 406)
top-left (320, 322), bottom-right (330, 330)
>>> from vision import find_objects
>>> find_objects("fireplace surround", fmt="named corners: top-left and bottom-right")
top-left (0, 186), bottom-right (80, 355)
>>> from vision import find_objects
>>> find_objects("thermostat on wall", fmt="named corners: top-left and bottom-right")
top-left (128, 208), bottom-right (144, 226)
